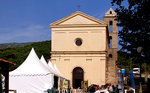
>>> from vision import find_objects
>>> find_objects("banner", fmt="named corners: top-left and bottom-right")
top-left (129, 70), bottom-right (135, 89)
top-left (81, 81), bottom-right (88, 88)
top-left (61, 81), bottom-right (68, 89)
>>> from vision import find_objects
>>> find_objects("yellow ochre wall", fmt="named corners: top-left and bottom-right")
top-left (51, 27), bottom-right (107, 51)
top-left (50, 11), bottom-right (109, 87)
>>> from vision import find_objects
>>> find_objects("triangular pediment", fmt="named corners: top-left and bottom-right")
top-left (105, 8), bottom-right (117, 16)
top-left (50, 11), bottom-right (106, 26)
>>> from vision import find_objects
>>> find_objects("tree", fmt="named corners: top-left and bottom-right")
top-left (111, 0), bottom-right (150, 64)
top-left (0, 40), bottom-right (51, 71)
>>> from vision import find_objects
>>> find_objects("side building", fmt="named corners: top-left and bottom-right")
top-left (104, 8), bottom-right (118, 85)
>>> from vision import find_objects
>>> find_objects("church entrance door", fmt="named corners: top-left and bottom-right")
top-left (73, 67), bottom-right (84, 88)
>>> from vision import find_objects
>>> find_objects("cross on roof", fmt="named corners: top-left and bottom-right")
top-left (77, 5), bottom-right (80, 11)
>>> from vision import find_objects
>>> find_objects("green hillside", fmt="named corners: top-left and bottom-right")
top-left (0, 40), bottom-right (51, 71)
top-left (0, 42), bottom-right (33, 49)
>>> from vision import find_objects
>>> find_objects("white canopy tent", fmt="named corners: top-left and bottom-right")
top-left (9, 48), bottom-right (54, 93)
top-left (47, 60), bottom-right (68, 89)
top-left (48, 61), bottom-right (61, 77)
top-left (40, 55), bottom-right (60, 77)
top-left (53, 64), bottom-right (65, 78)
top-left (47, 60), bottom-right (66, 79)
top-left (40, 56), bottom-right (67, 87)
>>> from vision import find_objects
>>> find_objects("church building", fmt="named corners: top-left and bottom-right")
top-left (50, 8), bottom-right (118, 88)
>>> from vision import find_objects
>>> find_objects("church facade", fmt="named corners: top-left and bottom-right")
top-left (50, 8), bottom-right (118, 88)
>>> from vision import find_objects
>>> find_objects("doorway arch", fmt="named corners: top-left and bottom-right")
top-left (72, 67), bottom-right (84, 88)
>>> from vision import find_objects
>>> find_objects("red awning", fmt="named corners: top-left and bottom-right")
top-left (0, 58), bottom-right (16, 65)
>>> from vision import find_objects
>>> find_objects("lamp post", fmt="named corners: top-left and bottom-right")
top-left (137, 46), bottom-right (143, 93)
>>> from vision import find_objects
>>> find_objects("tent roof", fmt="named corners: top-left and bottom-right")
top-left (40, 55), bottom-right (48, 67)
top-left (10, 48), bottom-right (51, 75)
top-left (47, 60), bottom-right (66, 78)
top-left (53, 64), bottom-right (65, 78)
top-left (47, 60), bottom-right (60, 76)
top-left (40, 55), bottom-right (59, 76)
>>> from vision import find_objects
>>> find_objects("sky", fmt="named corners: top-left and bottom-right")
top-left (0, 0), bottom-right (119, 44)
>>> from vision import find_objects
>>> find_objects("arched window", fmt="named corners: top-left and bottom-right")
top-left (110, 11), bottom-right (112, 14)
top-left (109, 21), bottom-right (113, 32)
top-left (109, 54), bottom-right (113, 58)
top-left (109, 36), bottom-right (112, 48)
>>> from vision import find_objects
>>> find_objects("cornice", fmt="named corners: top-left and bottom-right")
top-left (50, 24), bottom-right (107, 28)
top-left (51, 51), bottom-right (107, 54)
top-left (104, 16), bottom-right (117, 18)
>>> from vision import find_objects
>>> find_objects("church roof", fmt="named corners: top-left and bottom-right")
top-left (105, 8), bottom-right (117, 17)
top-left (50, 11), bottom-right (107, 27)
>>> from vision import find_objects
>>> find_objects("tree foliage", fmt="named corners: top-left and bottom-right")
top-left (112, 0), bottom-right (150, 64)
top-left (117, 51), bottom-right (150, 73)
top-left (0, 40), bottom-right (51, 71)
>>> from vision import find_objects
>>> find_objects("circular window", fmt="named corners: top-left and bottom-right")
top-left (75, 38), bottom-right (82, 46)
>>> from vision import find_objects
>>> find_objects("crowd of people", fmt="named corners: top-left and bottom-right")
top-left (88, 83), bottom-right (119, 93)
